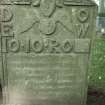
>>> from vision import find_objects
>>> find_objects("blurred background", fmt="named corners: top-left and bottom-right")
top-left (88, 0), bottom-right (105, 105)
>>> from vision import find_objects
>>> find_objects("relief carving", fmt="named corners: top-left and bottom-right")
top-left (0, 1), bottom-right (96, 105)
top-left (0, 7), bottom-right (13, 37)
top-left (0, 0), bottom-right (91, 53)
top-left (77, 9), bottom-right (89, 23)
top-left (8, 39), bottom-right (20, 53)
top-left (19, 0), bottom-right (74, 36)
top-left (75, 23), bottom-right (89, 38)
top-left (7, 39), bottom-right (74, 53)
top-left (72, 8), bottom-right (90, 38)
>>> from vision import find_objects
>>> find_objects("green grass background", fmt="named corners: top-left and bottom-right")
top-left (89, 38), bottom-right (105, 89)
top-left (87, 38), bottom-right (105, 105)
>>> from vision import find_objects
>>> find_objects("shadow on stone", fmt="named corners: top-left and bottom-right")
top-left (0, 83), bottom-right (2, 104)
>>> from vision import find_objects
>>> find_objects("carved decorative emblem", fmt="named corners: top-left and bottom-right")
top-left (40, 0), bottom-right (56, 17)
top-left (77, 9), bottom-right (89, 23)
top-left (0, 1), bottom-right (96, 105)
top-left (0, 7), bottom-right (13, 37)
top-left (39, 18), bottom-right (56, 35)
top-left (20, 0), bottom-right (73, 36)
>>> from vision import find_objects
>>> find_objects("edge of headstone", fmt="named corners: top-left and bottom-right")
top-left (0, 0), bottom-right (97, 6)
top-left (64, 0), bottom-right (97, 6)
top-left (0, 0), bottom-right (31, 5)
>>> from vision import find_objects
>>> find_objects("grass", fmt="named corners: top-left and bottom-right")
top-left (87, 38), bottom-right (105, 105)
top-left (89, 38), bottom-right (105, 89)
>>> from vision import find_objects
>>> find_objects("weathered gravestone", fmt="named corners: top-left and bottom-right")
top-left (0, 0), bottom-right (97, 105)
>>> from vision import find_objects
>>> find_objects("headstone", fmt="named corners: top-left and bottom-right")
top-left (0, 0), bottom-right (97, 105)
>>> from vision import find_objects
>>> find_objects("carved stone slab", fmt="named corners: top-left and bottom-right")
top-left (0, 0), bottom-right (97, 105)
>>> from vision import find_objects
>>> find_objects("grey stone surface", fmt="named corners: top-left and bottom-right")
top-left (0, 0), bottom-right (97, 105)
